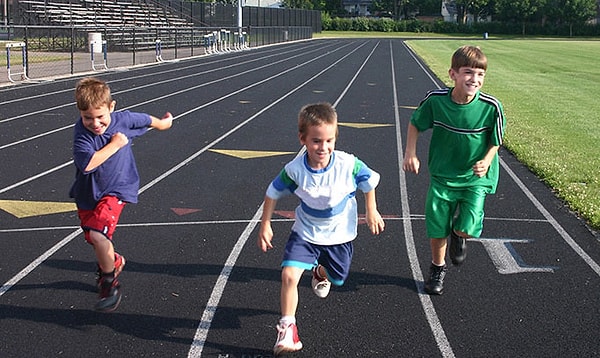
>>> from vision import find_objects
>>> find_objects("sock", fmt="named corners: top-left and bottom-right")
top-left (100, 270), bottom-right (115, 278)
top-left (279, 315), bottom-right (296, 327)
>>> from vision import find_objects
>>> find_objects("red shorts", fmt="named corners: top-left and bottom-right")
top-left (78, 196), bottom-right (126, 244)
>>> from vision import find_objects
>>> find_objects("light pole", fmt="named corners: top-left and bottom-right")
top-left (3, 0), bottom-right (7, 28)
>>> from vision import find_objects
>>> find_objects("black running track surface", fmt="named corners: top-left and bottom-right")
top-left (1, 38), bottom-right (599, 357)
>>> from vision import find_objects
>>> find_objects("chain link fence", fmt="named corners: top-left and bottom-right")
top-left (1, 24), bottom-right (312, 85)
top-left (1, 0), bottom-right (319, 85)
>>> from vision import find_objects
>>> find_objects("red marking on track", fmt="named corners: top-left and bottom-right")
top-left (171, 208), bottom-right (202, 216)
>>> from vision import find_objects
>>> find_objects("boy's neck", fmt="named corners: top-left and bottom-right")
top-left (450, 89), bottom-right (475, 104)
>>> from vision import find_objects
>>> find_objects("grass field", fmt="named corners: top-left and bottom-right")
top-left (405, 39), bottom-right (600, 231)
top-left (318, 32), bottom-right (600, 231)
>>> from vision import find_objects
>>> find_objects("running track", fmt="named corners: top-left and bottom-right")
top-left (1, 38), bottom-right (599, 357)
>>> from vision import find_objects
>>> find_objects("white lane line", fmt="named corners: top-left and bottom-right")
top-left (405, 41), bottom-right (600, 276)
top-left (500, 160), bottom-right (600, 276)
top-left (0, 229), bottom-right (82, 297)
top-left (0, 41), bottom-right (322, 106)
top-left (0, 42), bottom-right (354, 194)
top-left (395, 42), bottom-right (455, 358)
top-left (0, 216), bottom-right (550, 234)
top-left (186, 40), bottom-right (371, 357)
top-left (187, 207), bottom-right (263, 357)
top-left (0, 41), bottom-right (335, 151)
top-left (402, 38), bottom-right (600, 357)
top-left (0, 42), bottom-right (358, 300)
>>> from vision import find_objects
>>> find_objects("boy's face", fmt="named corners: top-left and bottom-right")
top-left (300, 123), bottom-right (337, 169)
top-left (449, 66), bottom-right (486, 103)
top-left (80, 101), bottom-right (116, 136)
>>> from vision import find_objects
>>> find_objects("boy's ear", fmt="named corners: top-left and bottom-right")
top-left (109, 100), bottom-right (116, 113)
top-left (298, 132), bottom-right (305, 145)
top-left (448, 68), bottom-right (458, 81)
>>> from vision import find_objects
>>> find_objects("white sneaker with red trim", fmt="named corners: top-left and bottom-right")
top-left (311, 265), bottom-right (331, 298)
top-left (273, 322), bottom-right (302, 355)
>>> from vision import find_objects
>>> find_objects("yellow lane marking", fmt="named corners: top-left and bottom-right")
top-left (209, 149), bottom-right (295, 159)
top-left (399, 105), bottom-right (418, 109)
top-left (338, 122), bottom-right (393, 129)
top-left (0, 200), bottom-right (77, 218)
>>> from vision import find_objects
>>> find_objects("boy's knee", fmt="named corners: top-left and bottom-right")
top-left (281, 267), bottom-right (302, 286)
top-left (84, 229), bottom-right (108, 245)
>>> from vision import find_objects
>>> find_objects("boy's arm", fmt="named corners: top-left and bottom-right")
top-left (473, 145), bottom-right (500, 177)
top-left (150, 112), bottom-right (173, 131)
top-left (402, 122), bottom-right (420, 174)
top-left (258, 196), bottom-right (277, 252)
top-left (84, 132), bottom-right (129, 172)
top-left (364, 189), bottom-right (385, 235)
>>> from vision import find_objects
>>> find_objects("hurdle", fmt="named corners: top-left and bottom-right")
top-left (243, 32), bottom-right (249, 49)
top-left (155, 39), bottom-right (163, 62)
top-left (5, 42), bottom-right (30, 82)
top-left (90, 40), bottom-right (108, 71)
top-left (220, 29), bottom-right (231, 52)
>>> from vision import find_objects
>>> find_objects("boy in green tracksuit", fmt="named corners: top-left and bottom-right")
top-left (403, 45), bottom-right (506, 295)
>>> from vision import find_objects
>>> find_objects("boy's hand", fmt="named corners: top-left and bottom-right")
top-left (110, 132), bottom-right (129, 148)
top-left (473, 159), bottom-right (491, 177)
top-left (258, 223), bottom-right (274, 252)
top-left (366, 211), bottom-right (385, 235)
top-left (402, 155), bottom-right (420, 174)
top-left (151, 112), bottom-right (173, 130)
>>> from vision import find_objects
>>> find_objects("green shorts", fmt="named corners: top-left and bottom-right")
top-left (425, 182), bottom-right (488, 239)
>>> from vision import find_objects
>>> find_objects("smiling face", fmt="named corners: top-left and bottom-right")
top-left (80, 101), bottom-right (115, 136)
top-left (448, 45), bottom-right (488, 104)
top-left (300, 123), bottom-right (337, 169)
top-left (449, 66), bottom-right (486, 104)
top-left (297, 102), bottom-right (339, 170)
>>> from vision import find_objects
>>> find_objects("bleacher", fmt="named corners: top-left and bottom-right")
top-left (17, 0), bottom-right (195, 50)
top-left (19, 0), bottom-right (192, 28)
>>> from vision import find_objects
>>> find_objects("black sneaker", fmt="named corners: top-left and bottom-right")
top-left (95, 275), bottom-right (122, 312)
top-left (424, 264), bottom-right (447, 295)
top-left (449, 231), bottom-right (467, 265)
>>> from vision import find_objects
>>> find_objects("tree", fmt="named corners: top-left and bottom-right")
top-left (281, 0), bottom-right (315, 9)
top-left (560, 0), bottom-right (597, 36)
top-left (495, 0), bottom-right (547, 34)
top-left (453, 0), bottom-right (491, 24)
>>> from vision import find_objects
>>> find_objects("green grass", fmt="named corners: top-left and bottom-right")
top-left (319, 32), bottom-right (600, 229)
top-left (405, 39), bottom-right (600, 230)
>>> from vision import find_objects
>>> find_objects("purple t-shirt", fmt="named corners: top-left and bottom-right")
top-left (69, 110), bottom-right (152, 210)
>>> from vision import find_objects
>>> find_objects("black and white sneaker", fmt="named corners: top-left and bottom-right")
top-left (424, 263), bottom-right (447, 295)
top-left (449, 231), bottom-right (467, 265)
top-left (95, 275), bottom-right (122, 312)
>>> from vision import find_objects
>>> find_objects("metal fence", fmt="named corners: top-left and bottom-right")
top-left (1, 24), bottom-right (312, 85)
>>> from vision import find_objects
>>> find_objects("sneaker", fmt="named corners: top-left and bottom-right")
top-left (273, 322), bottom-right (303, 355)
top-left (424, 263), bottom-right (447, 295)
top-left (449, 232), bottom-right (467, 265)
top-left (94, 275), bottom-right (122, 312)
top-left (311, 265), bottom-right (331, 298)
top-left (96, 253), bottom-right (126, 287)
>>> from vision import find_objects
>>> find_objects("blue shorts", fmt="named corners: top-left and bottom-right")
top-left (282, 231), bottom-right (354, 286)
top-left (425, 182), bottom-right (487, 239)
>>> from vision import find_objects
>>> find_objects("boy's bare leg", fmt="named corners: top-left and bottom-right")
top-left (88, 230), bottom-right (115, 273)
top-left (280, 266), bottom-right (304, 316)
top-left (430, 238), bottom-right (447, 266)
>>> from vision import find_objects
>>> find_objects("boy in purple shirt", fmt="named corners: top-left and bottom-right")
top-left (69, 77), bottom-right (172, 312)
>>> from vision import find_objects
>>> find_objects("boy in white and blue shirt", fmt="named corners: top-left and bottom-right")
top-left (258, 102), bottom-right (385, 355)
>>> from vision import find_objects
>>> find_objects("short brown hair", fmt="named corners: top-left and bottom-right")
top-left (298, 102), bottom-right (338, 140)
top-left (451, 45), bottom-right (487, 71)
top-left (75, 77), bottom-right (112, 111)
